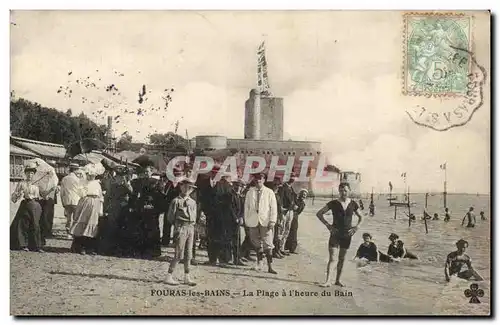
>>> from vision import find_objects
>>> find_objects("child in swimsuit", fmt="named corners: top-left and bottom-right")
top-left (445, 239), bottom-right (483, 282)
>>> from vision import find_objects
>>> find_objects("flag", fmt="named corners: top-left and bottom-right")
top-left (257, 41), bottom-right (265, 55)
top-left (389, 181), bottom-right (393, 191)
top-left (256, 41), bottom-right (272, 96)
top-left (440, 163), bottom-right (447, 170)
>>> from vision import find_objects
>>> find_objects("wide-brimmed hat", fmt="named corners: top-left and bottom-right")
top-left (299, 189), bottom-right (309, 195)
top-left (24, 161), bottom-right (38, 172)
top-left (69, 162), bottom-right (80, 170)
top-left (134, 155), bottom-right (155, 169)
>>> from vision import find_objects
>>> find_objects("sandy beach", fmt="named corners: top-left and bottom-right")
top-left (10, 195), bottom-right (490, 315)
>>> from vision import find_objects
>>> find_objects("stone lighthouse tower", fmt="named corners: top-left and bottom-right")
top-left (244, 41), bottom-right (284, 141)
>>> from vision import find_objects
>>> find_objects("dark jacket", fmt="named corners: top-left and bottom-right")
top-left (279, 183), bottom-right (297, 211)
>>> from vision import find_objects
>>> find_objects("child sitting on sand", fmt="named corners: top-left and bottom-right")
top-left (165, 177), bottom-right (198, 286)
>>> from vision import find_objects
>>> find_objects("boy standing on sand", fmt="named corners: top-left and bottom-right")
top-left (316, 182), bottom-right (364, 287)
top-left (165, 177), bottom-right (198, 286)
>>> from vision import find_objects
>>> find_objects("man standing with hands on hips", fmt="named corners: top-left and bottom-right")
top-left (316, 182), bottom-right (364, 287)
top-left (244, 172), bottom-right (278, 274)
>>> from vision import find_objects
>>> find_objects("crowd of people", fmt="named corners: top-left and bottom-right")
top-left (10, 158), bottom-right (486, 287)
top-left (10, 158), bottom-right (310, 286)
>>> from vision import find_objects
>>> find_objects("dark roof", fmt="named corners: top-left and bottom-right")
top-left (11, 136), bottom-right (66, 159)
top-left (10, 144), bottom-right (40, 157)
top-left (101, 151), bottom-right (140, 168)
top-left (73, 151), bottom-right (107, 164)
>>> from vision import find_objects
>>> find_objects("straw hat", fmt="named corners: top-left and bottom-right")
top-left (178, 176), bottom-right (197, 188)
top-left (69, 162), bottom-right (80, 170)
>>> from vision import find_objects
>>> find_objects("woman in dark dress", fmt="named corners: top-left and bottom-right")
top-left (211, 173), bottom-right (239, 266)
top-left (128, 165), bottom-right (163, 259)
top-left (285, 189), bottom-right (308, 254)
top-left (99, 168), bottom-right (133, 256)
top-left (10, 162), bottom-right (44, 252)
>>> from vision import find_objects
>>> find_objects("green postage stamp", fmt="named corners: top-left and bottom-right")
top-left (403, 13), bottom-right (472, 97)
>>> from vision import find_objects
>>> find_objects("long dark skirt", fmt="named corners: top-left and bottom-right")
top-left (71, 236), bottom-right (98, 254)
top-left (117, 208), bottom-right (142, 257)
top-left (98, 204), bottom-right (124, 255)
top-left (206, 215), bottom-right (219, 263)
top-left (285, 214), bottom-right (299, 253)
top-left (39, 198), bottom-right (55, 244)
top-left (10, 199), bottom-right (43, 250)
top-left (139, 211), bottom-right (161, 258)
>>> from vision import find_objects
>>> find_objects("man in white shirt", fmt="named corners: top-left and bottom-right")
top-left (244, 173), bottom-right (278, 274)
top-left (60, 163), bottom-right (83, 237)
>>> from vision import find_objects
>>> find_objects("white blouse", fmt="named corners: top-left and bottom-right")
top-left (11, 181), bottom-right (40, 203)
top-left (80, 180), bottom-right (103, 198)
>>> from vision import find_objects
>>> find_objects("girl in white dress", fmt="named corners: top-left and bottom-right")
top-left (70, 164), bottom-right (104, 255)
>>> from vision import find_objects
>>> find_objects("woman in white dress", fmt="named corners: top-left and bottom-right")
top-left (70, 164), bottom-right (104, 255)
top-left (10, 161), bottom-right (44, 252)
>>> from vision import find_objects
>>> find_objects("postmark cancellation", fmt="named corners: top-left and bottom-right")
top-left (402, 12), bottom-right (487, 131)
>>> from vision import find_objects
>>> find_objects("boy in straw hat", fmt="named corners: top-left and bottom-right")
top-left (165, 177), bottom-right (198, 286)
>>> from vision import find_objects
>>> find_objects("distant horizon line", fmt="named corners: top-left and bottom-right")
top-left (359, 192), bottom-right (489, 196)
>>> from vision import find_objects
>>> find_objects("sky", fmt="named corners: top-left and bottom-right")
top-left (10, 10), bottom-right (491, 194)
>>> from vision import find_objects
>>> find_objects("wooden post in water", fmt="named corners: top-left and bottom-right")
top-left (408, 187), bottom-right (412, 227)
top-left (394, 206), bottom-right (397, 219)
top-left (425, 192), bottom-right (429, 209)
top-left (424, 210), bottom-right (429, 234)
top-left (443, 167), bottom-right (447, 210)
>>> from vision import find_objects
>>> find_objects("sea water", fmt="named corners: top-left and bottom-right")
top-left (300, 194), bottom-right (490, 315)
